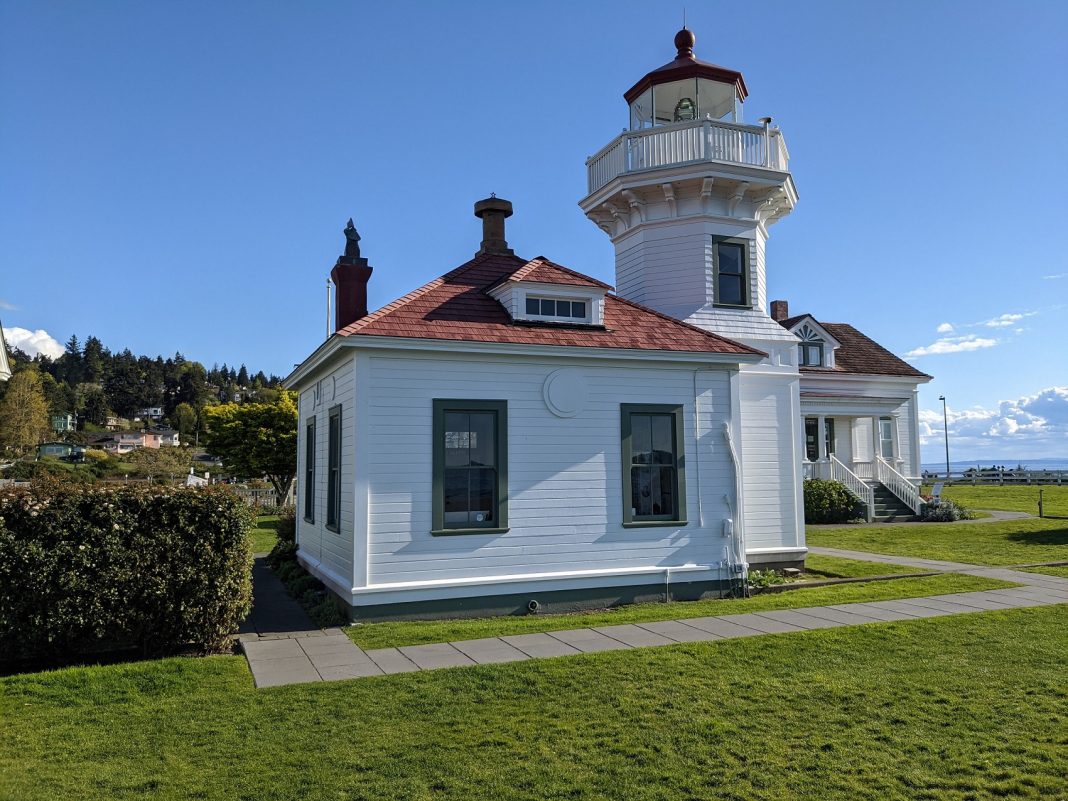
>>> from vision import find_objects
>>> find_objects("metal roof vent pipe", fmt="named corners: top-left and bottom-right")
top-left (474, 195), bottom-right (515, 256)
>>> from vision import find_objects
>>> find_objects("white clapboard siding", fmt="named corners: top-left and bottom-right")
top-left (362, 353), bottom-right (737, 587)
top-left (296, 356), bottom-right (356, 581)
top-left (737, 370), bottom-right (804, 550)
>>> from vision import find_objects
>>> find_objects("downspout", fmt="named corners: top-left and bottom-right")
top-left (722, 420), bottom-right (749, 594)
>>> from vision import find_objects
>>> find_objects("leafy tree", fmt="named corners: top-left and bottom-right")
top-left (0, 368), bottom-right (52, 452)
top-left (77, 383), bottom-right (110, 427)
top-left (172, 402), bottom-right (197, 438)
top-left (124, 445), bottom-right (193, 478)
top-left (203, 391), bottom-right (297, 498)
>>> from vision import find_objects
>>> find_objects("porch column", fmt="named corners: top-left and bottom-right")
top-left (871, 416), bottom-right (880, 463)
top-left (817, 415), bottom-right (827, 460)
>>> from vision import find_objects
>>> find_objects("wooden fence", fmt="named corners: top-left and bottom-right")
top-left (921, 469), bottom-right (1066, 486)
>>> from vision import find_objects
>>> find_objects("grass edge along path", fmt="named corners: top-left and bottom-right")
top-left (807, 517), bottom-right (1068, 567)
top-left (2, 607), bottom-right (1065, 800)
top-left (345, 573), bottom-right (1014, 650)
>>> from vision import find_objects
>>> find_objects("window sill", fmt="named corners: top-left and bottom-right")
top-left (712, 304), bottom-right (753, 310)
top-left (325, 524), bottom-right (339, 534)
top-left (431, 527), bottom-right (510, 536)
top-left (303, 517), bottom-right (314, 524)
top-left (622, 520), bottom-right (688, 528)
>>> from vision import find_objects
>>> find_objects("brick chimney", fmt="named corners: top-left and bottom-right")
top-left (474, 195), bottom-right (514, 256)
top-left (330, 218), bottom-right (373, 332)
top-left (770, 299), bottom-right (789, 322)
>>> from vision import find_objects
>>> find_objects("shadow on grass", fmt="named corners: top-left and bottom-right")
top-left (1007, 524), bottom-right (1068, 546)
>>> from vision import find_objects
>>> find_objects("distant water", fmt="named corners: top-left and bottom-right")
top-left (921, 458), bottom-right (1068, 471)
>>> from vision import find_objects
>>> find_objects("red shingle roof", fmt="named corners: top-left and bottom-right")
top-left (337, 253), bottom-right (761, 357)
top-left (504, 256), bottom-right (613, 290)
top-left (780, 315), bottom-right (930, 379)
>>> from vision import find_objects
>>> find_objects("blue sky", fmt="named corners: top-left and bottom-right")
top-left (2, 1), bottom-right (1066, 461)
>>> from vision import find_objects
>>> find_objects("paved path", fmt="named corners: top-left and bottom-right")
top-left (240, 550), bottom-right (1068, 688)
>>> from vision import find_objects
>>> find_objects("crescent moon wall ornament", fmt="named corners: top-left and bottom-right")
top-left (542, 369), bottom-right (589, 418)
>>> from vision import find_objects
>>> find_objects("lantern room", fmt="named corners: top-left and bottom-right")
top-left (624, 28), bottom-right (748, 130)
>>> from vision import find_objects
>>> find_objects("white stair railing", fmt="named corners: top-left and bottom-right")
top-left (876, 457), bottom-right (923, 515)
top-left (830, 455), bottom-right (874, 522)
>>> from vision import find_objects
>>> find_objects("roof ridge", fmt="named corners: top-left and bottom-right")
top-left (528, 256), bottom-right (614, 290)
top-left (606, 294), bottom-right (764, 356)
top-left (337, 253), bottom-right (525, 335)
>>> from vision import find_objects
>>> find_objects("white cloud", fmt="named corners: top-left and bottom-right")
top-left (936, 322), bottom-right (954, 334)
top-left (983, 312), bottom-right (1035, 328)
top-left (906, 334), bottom-right (997, 358)
top-left (919, 387), bottom-right (1068, 460)
top-left (1043, 273), bottom-right (1066, 280)
top-left (4, 327), bottom-right (65, 360)
top-left (0, 300), bottom-right (16, 311)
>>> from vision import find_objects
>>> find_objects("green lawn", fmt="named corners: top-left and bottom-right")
top-left (249, 515), bottom-right (279, 554)
top-left (804, 552), bottom-right (927, 578)
top-left (809, 517), bottom-right (1068, 567)
top-left (2, 607), bottom-right (1065, 800)
top-left (346, 574), bottom-right (1011, 650)
top-left (1022, 565), bottom-right (1068, 579)
top-left (923, 484), bottom-right (1068, 518)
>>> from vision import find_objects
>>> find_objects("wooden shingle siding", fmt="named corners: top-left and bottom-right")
top-left (296, 357), bottom-right (356, 582)
top-left (362, 353), bottom-right (737, 588)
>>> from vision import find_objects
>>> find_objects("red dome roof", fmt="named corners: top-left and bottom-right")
top-left (624, 28), bottom-right (748, 104)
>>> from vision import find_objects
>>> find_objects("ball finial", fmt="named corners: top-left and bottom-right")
top-left (674, 27), bottom-right (695, 58)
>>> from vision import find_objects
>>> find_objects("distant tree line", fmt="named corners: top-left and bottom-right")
top-left (0, 334), bottom-right (284, 448)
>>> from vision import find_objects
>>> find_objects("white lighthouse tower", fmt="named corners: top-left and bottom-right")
top-left (580, 28), bottom-right (805, 566)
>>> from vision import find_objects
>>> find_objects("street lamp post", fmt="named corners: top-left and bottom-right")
top-left (938, 395), bottom-right (950, 479)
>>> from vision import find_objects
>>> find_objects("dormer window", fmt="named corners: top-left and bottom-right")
top-left (797, 324), bottom-right (825, 367)
top-left (525, 297), bottom-right (588, 321)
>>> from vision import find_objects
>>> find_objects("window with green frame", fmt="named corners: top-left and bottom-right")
top-left (303, 416), bottom-right (315, 523)
top-left (432, 400), bottom-right (508, 535)
top-left (712, 235), bottom-right (750, 307)
top-left (620, 404), bottom-right (687, 526)
top-left (325, 405), bottom-right (341, 532)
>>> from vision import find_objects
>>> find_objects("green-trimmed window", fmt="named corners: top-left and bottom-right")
top-left (621, 404), bottom-right (687, 526)
top-left (432, 400), bottom-right (508, 535)
top-left (712, 236), bottom-right (750, 307)
top-left (326, 405), bottom-right (341, 532)
top-left (303, 417), bottom-right (316, 523)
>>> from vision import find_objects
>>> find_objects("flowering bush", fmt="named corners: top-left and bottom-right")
top-left (0, 483), bottom-right (253, 663)
top-left (920, 498), bottom-right (973, 522)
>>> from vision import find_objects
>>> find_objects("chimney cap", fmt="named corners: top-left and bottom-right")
top-left (474, 196), bottom-right (513, 219)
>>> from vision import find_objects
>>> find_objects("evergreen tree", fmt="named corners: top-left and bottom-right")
top-left (237, 364), bottom-right (249, 386)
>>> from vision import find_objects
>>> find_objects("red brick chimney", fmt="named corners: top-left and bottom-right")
top-left (770, 299), bottom-right (789, 322)
top-left (331, 218), bottom-right (373, 332)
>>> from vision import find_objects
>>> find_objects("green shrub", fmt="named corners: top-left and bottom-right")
top-left (276, 506), bottom-right (296, 544)
top-left (747, 569), bottom-right (787, 588)
top-left (921, 499), bottom-right (973, 522)
top-left (804, 479), bottom-right (864, 524)
top-left (0, 484), bottom-right (253, 663)
top-left (286, 574), bottom-right (322, 597)
top-left (267, 539), bottom-right (297, 570)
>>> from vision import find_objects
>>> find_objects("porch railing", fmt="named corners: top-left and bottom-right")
top-left (830, 455), bottom-right (874, 522)
top-left (876, 457), bottom-right (923, 515)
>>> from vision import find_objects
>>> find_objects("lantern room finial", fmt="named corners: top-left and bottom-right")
top-left (674, 27), bottom-right (696, 59)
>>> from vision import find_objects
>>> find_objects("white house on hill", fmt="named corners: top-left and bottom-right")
top-left (285, 28), bottom-right (930, 619)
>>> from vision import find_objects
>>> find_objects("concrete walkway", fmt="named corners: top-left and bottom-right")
top-left (239, 550), bottom-right (1068, 688)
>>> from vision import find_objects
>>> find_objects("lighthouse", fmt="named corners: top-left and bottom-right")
top-left (580, 27), bottom-right (805, 564)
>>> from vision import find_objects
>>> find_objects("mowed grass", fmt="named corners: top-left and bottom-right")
top-left (249, 515), bottom-right (279, 554)
top-left (808, 517), bottom-right (1068, 567)
top-left (345, 574), bottom-right (1011, 650)
top-left (3, 607), bottom-right (1066, 800)
top-left (923, 484), bottom-right (1068, 518)
top-left (1023, 566), bottom-right (1068, 579)
top-left (804, 552), bottom-right (928, 578)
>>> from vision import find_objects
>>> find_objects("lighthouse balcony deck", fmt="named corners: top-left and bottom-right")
top-left (586, 118), bottom-right (789, 195)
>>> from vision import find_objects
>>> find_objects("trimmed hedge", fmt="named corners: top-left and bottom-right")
top-left (804, 479), bottom-right (865, 524)
top-left (0, 483), bottom-right (253, 663)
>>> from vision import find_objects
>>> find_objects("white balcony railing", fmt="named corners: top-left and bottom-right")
top-left (586, 118), bottom-right (789, 194)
